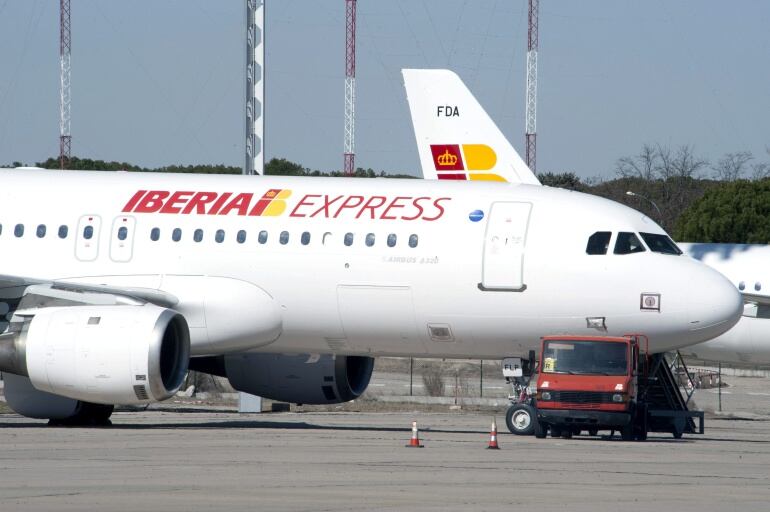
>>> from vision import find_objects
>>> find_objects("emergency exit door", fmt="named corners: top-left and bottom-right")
top-left (481, 202), bottom-right (532, 291)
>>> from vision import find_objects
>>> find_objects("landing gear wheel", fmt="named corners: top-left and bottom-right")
top-left (506, 404), bottom-right (535, 436)
top-left (48, 402), bottom-right (114, 427)
top-left (534, 420), bottom-right (548, 439)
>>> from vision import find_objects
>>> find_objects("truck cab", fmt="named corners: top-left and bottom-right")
top-left (535, 335), bottom-right (642, 440)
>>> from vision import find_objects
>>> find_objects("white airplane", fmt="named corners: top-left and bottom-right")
top-left (0, 83), bottom-right (742, 427)
top-left (403, 68), bottom-right (769, 366)
top-left (677, 243), bottom-right (770, 366)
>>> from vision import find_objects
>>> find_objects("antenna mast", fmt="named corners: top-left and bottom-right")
top-left (525, 0), bottom-right (538, 172)
top-left (245, 0), bottom-right (265, 175)
top-left (343, 0), bottom-right (357, 176)
top-left (59, 0), bottom-right (71, 169)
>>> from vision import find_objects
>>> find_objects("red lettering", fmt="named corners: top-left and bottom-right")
top-left (182, 192), bottom-right (218, 215)
top-left (289, 194), bottom-right (322, 217)
top-left (402, 196), bottom-right (430, 221)
top-left (160, 191), bottom-right (193, 214)
top-left (134, 190), bottom-right (170, 213)
top-left (380, 196), bottom-right (411, 220)
top-left (333, 195), bottom-right (365, 218)
top-left (311, 195), bottom-right (344, 218)
top-left (355, 196), bottom-right (388, 219)
top-left (122, 190), bottom-right (147, 212)
top-left (423, 197), bottom-right (451, 221)
top-left (207, 192), bottom-right (232, 215)
top-left (219, 193), bottom-right (253, 216)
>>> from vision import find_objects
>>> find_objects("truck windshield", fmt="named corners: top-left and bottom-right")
top-left (542, 340), bottom-right (628, 376)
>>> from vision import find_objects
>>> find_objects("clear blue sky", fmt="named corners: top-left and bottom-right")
top-left (1, 0), bottom-right (768, 179)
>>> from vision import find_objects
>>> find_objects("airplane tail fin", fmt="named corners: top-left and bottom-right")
top-left (402, 69), bottom-right (540, 185)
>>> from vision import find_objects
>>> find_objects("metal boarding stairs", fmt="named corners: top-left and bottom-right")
top-left (638, 352), bottom-right (705, 436)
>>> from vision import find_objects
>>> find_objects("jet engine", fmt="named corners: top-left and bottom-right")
top-left (0, 304), bottom-right (190, 406)
top-left (192, 353), bottom-right (374, 404)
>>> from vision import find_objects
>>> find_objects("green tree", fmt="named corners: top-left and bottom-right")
top-left (538, 172), bottom-right (586, 191)
top-left (674, 178), bottom-right (770, 243)
top-left (265, 158), bottom-right (308, 176)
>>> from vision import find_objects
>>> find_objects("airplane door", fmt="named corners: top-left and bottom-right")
top-left (481, 202), bottom-right (532, 291)
top-left (110, 215), bottom-right (136, 262)
top-left (75, 215), bottom-right (102, 262)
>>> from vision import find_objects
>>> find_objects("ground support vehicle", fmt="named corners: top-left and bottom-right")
top-left (531, 335), bottom-right (704, 441)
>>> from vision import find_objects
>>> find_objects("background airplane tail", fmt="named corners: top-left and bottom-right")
top-left (402, 69), bottom-right (540, 185)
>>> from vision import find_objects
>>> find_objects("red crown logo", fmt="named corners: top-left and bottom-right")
top-left (437, 149), bottom-right (458, 167)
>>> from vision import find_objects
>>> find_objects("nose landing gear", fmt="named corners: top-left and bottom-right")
top-left (502, 351), bottom-right (538, 436)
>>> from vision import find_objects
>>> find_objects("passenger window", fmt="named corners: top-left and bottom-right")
top-left (0, 224), bottom-right (3, 236)
top-left (301, 232), bottom-right (311, 245)
top-left (237, 230), bottom-right (247, 244)
top-left (117, 226), bottom-right (128, 241)
top-left (14, 224), bottom-right (24, 238)
top-left (322, 232), bottom-right (332, 245)
top-left (150, 228), bottom-right (160, 241)
top-left (586, 231), bottom-right (611, 255)
top-left (639, 232), bottom-right (682, 255)
top-left (409, 234), bottom-right (418, 248)
top-left (365, 233), bottom-right (375, 247)
top-left (258, 230), bottom-right (268, 244)
top-left (83, 225), bottom-right (93, 240)
top-left (387, 234), bottom-right (397, 247)
top-left (194, 229), bottom-right (203, 243)
top-left (614, 232), bottom-right (646, 255)
top-left (172, 228), bottom-right (182, 242)
top-left (58, 225), bottom-right (68, 239)
top-left (36, 224), bottom-right (46, 238)
top-left (215, 229), bottom-right (225, 243)
top-left (344, 232), bottom-right (354, 246)
top-left (280, 231), bottom-right (289, 245)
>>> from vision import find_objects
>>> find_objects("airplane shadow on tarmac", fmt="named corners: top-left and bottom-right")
top-left (2, 416), bottom-right (769, 442)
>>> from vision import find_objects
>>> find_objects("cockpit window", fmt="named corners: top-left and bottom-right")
top-left (639, 232), bottom-right (682, 255)
top-left (586, 231), bottom-right (611, 255)
top-left (614, 232), bottom-right (645, 255)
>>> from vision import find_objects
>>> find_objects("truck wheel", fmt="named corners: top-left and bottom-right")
top-left (506, 404), bottom-right (535, 436)
top-left (561, 429), bottom-right (573, 439)
top-left (620, 424), bottom-right (634, 441)
top-left (534, 420), bottom-right (548, 439)
top-left (550, 426), bottom-right (563, 438)
top-left (588, 428), bottom-right (599, 437)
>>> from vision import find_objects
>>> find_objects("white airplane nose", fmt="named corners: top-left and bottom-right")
top-left (687, 265), bottom-right (743, 341)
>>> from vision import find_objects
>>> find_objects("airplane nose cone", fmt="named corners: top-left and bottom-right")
top-left (687, 266), bottom-right (743, 341)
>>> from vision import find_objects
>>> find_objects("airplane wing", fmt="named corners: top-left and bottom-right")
top-left (0, 274), bottom-right (179, 309)
top-left (402, 68), bottom-right (541, 186)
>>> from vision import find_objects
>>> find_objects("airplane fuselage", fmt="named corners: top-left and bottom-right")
top-left (0, 170), bottom-right (742, 359)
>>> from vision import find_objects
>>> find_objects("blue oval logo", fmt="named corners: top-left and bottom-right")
top-left (469, 209), bottom-right (484, 222)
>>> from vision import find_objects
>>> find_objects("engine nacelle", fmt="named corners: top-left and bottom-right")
top-left (0, 305), bottom-right (190, 405)
top-left (222, 353), bottom-right (374, 404)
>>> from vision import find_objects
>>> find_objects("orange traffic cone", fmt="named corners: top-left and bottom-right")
top-left (487, 418), bottom-right (500, 449)
top-left (406, 420), bottom-right (424, 448)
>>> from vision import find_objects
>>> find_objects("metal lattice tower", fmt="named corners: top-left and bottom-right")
top-left (343, 0), bottom-right (357, 176)
top-left (245, 0), bottom-right (265, 175)
top-left (525, 0), bottom-right (538, 173)
top-left (59, 0), bottom-right (71, 170)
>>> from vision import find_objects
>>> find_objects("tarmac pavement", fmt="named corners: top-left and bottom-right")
top-left (1, 409), bottom-right (769, 512)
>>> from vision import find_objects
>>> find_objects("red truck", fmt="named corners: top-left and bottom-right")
top-left (533, 335), bottom-right (703, 440)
